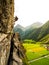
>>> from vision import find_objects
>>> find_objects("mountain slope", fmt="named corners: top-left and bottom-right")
top-left (13, 22), bottom-right (43, 40)
top-left (38, 21), bottom-right (49, 40)
top-left (23, 21), bottom-right (49, 41)
top-left (14, 24), bottom-right (25, 31)
top-left (13, 21), bottom-right (49, 42)
top-left (13, 24), bottom-right (24, 39)
top-left (22, 22), bottom-right (43, 40)
top-left (40, 34), bottom-right (49, 43)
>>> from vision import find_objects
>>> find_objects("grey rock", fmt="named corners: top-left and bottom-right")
top-left (0, 0), bottom-right (28, 65)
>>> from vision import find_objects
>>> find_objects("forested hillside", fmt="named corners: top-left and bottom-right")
top-left (14, 21), bottom-right (49, 43)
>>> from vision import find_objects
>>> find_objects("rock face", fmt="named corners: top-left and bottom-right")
top-left (0, 0), bottom-right (28, 65)
top-left (0, 0), bottom-right (14, 65)
top-left (0, 0), bottom-right (14, 33)
top-left (7, 33), bottom-right (28, 65)
top-left (0, 33), bottom-right (11, 65)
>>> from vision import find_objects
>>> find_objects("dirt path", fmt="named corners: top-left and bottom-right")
top-left (28, 55), bottom-right (49, 63)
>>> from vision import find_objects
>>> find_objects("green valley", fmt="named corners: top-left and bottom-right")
top-left (14, 21), bottom-right (49, 65)
top-left (23, 40), bottom-right (49, 65)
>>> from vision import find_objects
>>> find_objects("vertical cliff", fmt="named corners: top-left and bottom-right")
top-left (0, 0), bottom-right (14, 65)
top-left (8, 33), bottom-right (28, 65)
top-left (0, 0), bottom-right (28, 65)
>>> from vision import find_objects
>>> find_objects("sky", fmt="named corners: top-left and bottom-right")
top-left (14, 0), bottom-right (49, 27)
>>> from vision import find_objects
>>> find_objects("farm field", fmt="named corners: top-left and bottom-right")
top-left (30, 56), bottom-right (49, 65)
top-left (23, 40), bottom-right (49, 65)
top-left (23, 43), bottom-right (49, 60)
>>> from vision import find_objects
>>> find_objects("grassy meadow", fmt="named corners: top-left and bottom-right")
top-left (23, 40), bottom-right (49, 65)
top-left (30, 57), bottom-right (49, 65)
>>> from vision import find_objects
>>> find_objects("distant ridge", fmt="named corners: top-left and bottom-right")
top-left (14, 24), bottom-right (25, 31)
top-left (14, 22), bottom-right (43, 30)
top-left (25, 22), bottom-right (43, 30)
top-left (29, 22), bottom-right (43, 28)
top-left (14, 21), bottom-right (49, 43)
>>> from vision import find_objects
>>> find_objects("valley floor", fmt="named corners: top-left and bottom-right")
top-left (29, 54), bottom-right (49, 63)
top-left (30, 56), bottom-right (49, 65)
top-left (23, 41), bottom-right (49, 65)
